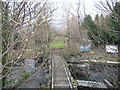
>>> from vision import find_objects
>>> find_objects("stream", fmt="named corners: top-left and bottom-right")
top-left (65, 56), bottom-right (118, 87)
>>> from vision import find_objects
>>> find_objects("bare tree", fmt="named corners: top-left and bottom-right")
top-left (1, 0), bottom-right (56, 88)
top-left (63, 0), bottom-right (88, 51)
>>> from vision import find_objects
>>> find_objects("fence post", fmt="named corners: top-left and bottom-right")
top-left (118, 31), bottom-right (120, 88)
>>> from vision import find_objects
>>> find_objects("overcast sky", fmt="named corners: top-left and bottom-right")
top-left (51, 0), bottom-right (120, 30)
top-left (51, 0), bottom-right (102, 30)
top-left (3, 0), bottom-right (100, 29)
top-left (3, 0), bottom-right (120, 30)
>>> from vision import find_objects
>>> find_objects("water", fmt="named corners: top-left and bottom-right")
top-left (24, 59), bottom-right (35, 73)
top-left (68, 63), bottom-right (118, 84)
top-left (19, 69), bottom-right (47, 88)
top-left (6, 59), bottom-right (48, 88)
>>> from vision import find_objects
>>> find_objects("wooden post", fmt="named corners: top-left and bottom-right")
top-left (118, 30), bottom-right (120, 88)
top-left (118, 40), bottom-right (120, 88)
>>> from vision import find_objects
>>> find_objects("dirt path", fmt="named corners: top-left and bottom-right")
top-left (51, 48), bottom-right (64, 55)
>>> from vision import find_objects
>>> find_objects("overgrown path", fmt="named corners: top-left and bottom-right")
top-left (51, 49), bottom-right (72, 88)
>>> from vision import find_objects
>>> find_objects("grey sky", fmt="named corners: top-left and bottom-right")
top-left (3, 0), bottom-right (120, 30)
top-left (3, 0), bottom-right (102, 30)
top-left (51, 0), bottom-right (120, 30)
top-left (51, 0), bottom-right (101, 30)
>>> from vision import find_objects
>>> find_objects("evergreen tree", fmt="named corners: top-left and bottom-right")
top-left (94, 14), bottom-right (99, 25)
top-left (83, 15), bottom-right (101, 46)
top-left (109, 2), bottom-right (120, 44)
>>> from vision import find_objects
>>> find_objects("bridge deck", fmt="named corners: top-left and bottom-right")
top-left (52, 55), bottom-right (71, 88)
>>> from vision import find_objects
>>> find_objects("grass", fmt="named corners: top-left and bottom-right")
top-left (72, 80), bottom-right (78, 85)
top-left (49, 36), bottom-right (66, 49)
top-left (49, 41), bottom-right (65, 49)
top-left (22, 36), bottom-right (66, 58)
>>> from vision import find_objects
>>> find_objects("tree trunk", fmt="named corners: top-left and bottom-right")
top-left (118, 32), bottom-right (120, 87)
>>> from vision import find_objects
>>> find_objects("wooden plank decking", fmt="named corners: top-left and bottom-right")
top-left (52, 55), bottom-right (72, 88)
